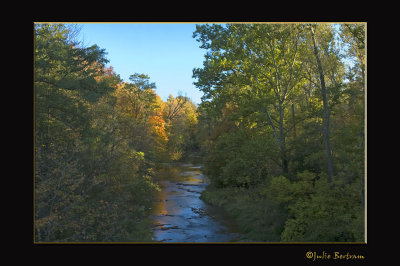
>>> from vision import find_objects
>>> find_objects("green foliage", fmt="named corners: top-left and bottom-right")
top-left (204, 128), bottom-right (279, 188)
top-left (194, 23), bottom-right (365, 242)
top-left (278, 176), bottom-right (363, 242)
top-left (35, 22), bottom-right (365, 243)
top-left (34, 23), bottom-right (201, 242)
top-left (201, 184), bottom-right (287, 241)
top-left (34, 24), bottom-right (160, 242)
top-left (258, 171), bottom-right (364, 242)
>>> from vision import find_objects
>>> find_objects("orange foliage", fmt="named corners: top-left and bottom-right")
top-left (149, 115), bottom-right (168, 142)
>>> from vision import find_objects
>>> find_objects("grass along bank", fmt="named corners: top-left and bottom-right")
top-left (200, 182), bottom-right (288, 242)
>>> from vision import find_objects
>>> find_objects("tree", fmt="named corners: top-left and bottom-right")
top-left (162, 94), bottom-right (198, 161)
top-left (194, 23), bottom-right (365, 241)
top-left (35, 24), bottom-right (159, 242)
top-left (163, 93), bottom-right (188, 122)
top-left (309, 24), bottom-right (334, 182)
top-left (193, 23), bottom-right (306, 177)
top-left (338, 23), bottom-right (365, 209)
top-left (35, 24), bottom-right (113, 240)
top-left (114, 73), bottom-right (162, 158)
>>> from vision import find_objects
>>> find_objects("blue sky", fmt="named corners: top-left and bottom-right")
top-left (76, 23), bottom-right (207, 104)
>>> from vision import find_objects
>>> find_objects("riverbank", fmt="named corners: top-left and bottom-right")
top-left (151, 152), bottom-right (289, 242)
top-left (200, 183), bottom-right (288, 242)
top-left (155, 153), bottom-right (287, 242)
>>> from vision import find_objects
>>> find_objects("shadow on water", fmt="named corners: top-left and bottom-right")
top-left (150, 160), bottom-right (243, 242)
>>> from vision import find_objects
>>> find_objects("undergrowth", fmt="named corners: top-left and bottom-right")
top-left (200, 184), bottom-right (287, 241)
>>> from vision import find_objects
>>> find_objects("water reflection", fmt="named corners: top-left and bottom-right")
top-left (150, 162), bottom-right (242, 242)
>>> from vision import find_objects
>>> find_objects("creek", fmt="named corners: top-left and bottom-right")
top-left (150, 161), bottom-right (243, 242)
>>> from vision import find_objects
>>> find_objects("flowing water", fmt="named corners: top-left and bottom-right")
top-left (150, 161), bottom-right (243, 242)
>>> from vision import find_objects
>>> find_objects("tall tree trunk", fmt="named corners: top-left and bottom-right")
top-left (292, 103), bottom-right (296, 138)
top-left (310, 25), bottom-right (334, 183)
top-left (265, 107), bottom-right (288, 176)
top-left (278, 101), bottom-right (289, 176)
